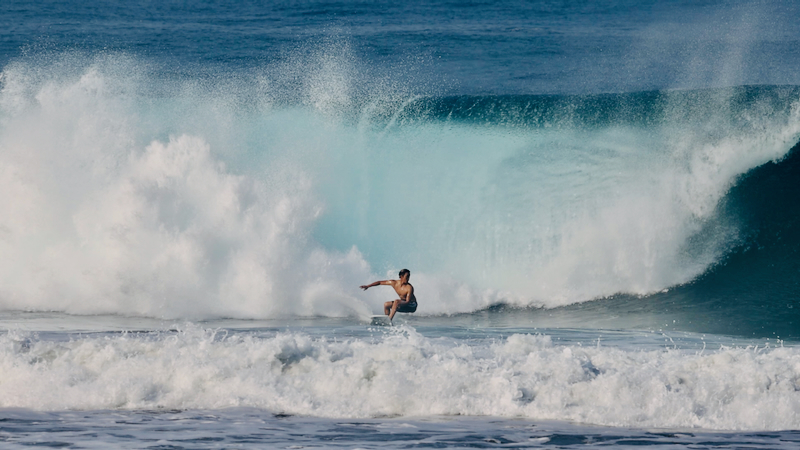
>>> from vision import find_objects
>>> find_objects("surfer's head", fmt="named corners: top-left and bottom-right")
top-left (399, 269), bottom-right (410, 280)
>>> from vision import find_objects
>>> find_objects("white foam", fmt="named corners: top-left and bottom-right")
top-left (0, 54), bottom-right (378, 319)
top-left (1, 327), bottom-right (798, 431)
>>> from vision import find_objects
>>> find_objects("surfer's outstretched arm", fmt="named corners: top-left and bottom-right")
top-left (360, 280), bottom-right (391, 290)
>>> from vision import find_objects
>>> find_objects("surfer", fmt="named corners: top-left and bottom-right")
top-left (360, 269), bottom-right (417, 321)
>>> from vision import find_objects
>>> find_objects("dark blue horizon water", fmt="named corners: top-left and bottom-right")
top-left (2, 0), bottom-right (800, 94)
top-left (3, 408), bottom-right (800, 449)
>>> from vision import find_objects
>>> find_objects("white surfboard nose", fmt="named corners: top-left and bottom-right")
top-left (369, 315), bottom-right (392, 326)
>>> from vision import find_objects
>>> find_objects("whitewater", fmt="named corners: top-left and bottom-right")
top-left (2, 0), bottom-right (800, 448)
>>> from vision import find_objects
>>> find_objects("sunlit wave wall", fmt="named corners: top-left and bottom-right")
top-left (0, 47), bottom-right (798, 319)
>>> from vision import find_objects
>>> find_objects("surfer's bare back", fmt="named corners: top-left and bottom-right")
top-left (360, 269), bottom-right (418, 321)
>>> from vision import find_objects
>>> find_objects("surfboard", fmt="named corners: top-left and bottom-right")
top-left (369, 315), bottom-right (392, 326)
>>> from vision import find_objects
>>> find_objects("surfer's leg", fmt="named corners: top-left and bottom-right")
top-left (388, 299), bottom-right (403, 321)
top-left (389, 299), bottom-right (411, 321)
top-left (384, 300), bottom-right (395, 316)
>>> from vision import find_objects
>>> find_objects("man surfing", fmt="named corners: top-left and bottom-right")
top-left (360, 269), bottom-right (417, 321)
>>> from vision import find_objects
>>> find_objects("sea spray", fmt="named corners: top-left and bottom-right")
top-left (0, 53), bottom-right (378, 318)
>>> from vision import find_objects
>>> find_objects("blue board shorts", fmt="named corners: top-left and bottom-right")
top-left (397, 301), bottom-right (417, 313)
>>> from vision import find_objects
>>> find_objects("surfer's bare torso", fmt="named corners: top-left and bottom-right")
top-left (360, 269), bottom-right (417, 320)
top-left (388, 279), bottom-right (415, 302)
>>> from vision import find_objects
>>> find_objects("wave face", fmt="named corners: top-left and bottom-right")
top-left (0, 51), bottom-right (799, 322)
top-left (601, 140), bottom-right (800, 339)
top-left (2, 326), bottom-right (799, 431)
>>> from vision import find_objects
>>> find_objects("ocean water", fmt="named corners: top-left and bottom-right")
top-left (1, 0), bottom-right (800, 448)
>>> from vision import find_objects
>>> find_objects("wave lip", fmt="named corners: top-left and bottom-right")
top-left (604, 139), bottom-right (800, 340)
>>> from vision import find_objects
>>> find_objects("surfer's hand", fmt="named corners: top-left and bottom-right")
top-left (360, 285), bottom-right (369, 290)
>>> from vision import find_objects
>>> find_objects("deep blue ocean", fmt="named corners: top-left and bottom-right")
top-left (1, 0), bottom-right (800, 448)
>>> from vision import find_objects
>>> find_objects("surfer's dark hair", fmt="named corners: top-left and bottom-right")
top-left (399, 269), bottom-right (410, 279)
